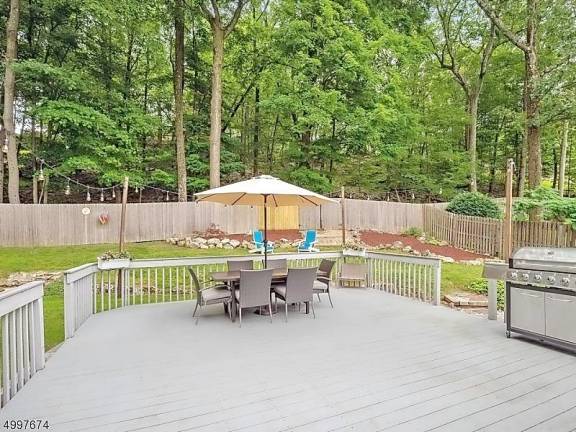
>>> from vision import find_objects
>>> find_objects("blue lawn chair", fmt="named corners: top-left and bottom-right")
top-left (298, 230), bottom-right (319, 252)
top-left (250, 230), bottom-right (274, 254)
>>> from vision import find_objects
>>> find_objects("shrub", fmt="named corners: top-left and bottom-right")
top-left (467, 279), bottom-right (505, 310)
top-left (514, 187), bottom-right (576, 227)
top-left (402, 227), bottom-right (423, 237)
top-left (446, 192), bottom-right (501, 218)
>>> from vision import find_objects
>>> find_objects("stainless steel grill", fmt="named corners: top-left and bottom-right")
top-left (506, 247), bottom-right (576, 352)
top-left (506, 247), bottom-right (576, 290)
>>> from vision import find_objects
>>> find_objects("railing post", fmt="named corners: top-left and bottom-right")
top-left (433, 261), bottom-right (442, 306)
top-left (482, 262), bottom-right (508, 321)
top-left (33, 297), bottom-right (45, 370)
top-left (64, 277), bottom-right (76, 339)
top-left (487, 278), bottom-right (498, 320)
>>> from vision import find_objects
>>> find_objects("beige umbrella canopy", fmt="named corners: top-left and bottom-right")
top-left (195, 175), bottom-right (338, 207)
top-left (195, 175), bottom-right (338, 264)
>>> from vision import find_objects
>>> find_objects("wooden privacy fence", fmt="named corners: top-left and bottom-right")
top-left (0, 200), bottom-right (439, 247)
top-left (300, 199), bottom-right (431, 232)
top-left (0, 202), bottom-right (259, 247)
top-left (423, 206), bottom-right (576, 257)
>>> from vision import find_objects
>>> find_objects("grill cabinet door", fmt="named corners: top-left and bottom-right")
top-left (510, 287), bottom-right (545, 335)
top-left (545, 293), bottom-right (576, 343)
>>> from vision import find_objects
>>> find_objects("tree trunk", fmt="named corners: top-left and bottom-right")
top-left (488, 119), bottom-right (503, 194)
top-left (467, 92), bottom-right (479, 192)
top-left (525, 49), bottom-right (541, 190)
top-left (3, 0), bottom-right (21, 203)
top-left (209, 27), bottom-right (224, 188)
top-left (552, 147), bottom-right (558, 189)
top-left (253, 86), bottom-right (260, 176)
top-left (559, 121), bottom-right (569, 197)
top-left (174, 0), bottom-right (187, 201)
top-left (0, 128), bottom-right (4, 204)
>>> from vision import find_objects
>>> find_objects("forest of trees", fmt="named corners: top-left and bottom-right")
top-left (0, 0), bottom-right (575, 204)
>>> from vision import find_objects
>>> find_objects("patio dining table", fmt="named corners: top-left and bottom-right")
top-left (211, 268), bottom-right (288, 322)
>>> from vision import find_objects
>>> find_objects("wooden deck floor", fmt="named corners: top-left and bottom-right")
top-left (2, 289), bottom-right (576, 432)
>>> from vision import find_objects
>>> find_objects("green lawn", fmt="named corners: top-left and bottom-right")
top-left (441, 262), bottom-right (484, 296)
top-left (0, 242), bottom-right (482, 351)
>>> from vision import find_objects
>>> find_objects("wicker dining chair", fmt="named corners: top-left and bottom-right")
top-left (227, 259), bottom-right (253, 271)
top-left (188, 268), bottom-right (231, 325)
top-left (235, 269), bottom-right (274, 327)
top-left (266, 258), bottom-right (288, 270)
top-left (314, 259), bottom-right (336, 307)
top-left (338, 263), bottom-right (367, 288)
top-left (274, 267), bottom-right (317, 322)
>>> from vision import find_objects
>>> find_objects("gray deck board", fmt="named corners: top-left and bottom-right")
top-left (1, 289), bottom-right (576, 432)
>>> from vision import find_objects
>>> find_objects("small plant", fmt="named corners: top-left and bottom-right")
top-left (344, 242), bottom-right (365, 251)
top-left (446, 192), bottom-right (501, 218)
top-left (98, 250), bottom-right (132, 261)
top-left (467, 278), bottom-right (505, 310)
top-left (402, 227), bottom-right (423, 237)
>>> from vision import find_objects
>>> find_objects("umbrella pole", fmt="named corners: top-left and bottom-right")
top-left (264, 195), bottom-right (268, 267)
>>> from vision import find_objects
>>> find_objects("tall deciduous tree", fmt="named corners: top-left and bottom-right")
top-left (3, 0), bottom-right (20, 203)
top-left (428, 0), bottom-right (497, 192)
top-left (200, 0), bottom-right (248, 188)
top-left (174, 0), bottom-right (187, 201)
top-left (476, 0), bottom-right (541, 196)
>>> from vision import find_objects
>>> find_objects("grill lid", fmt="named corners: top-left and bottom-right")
top-left (511, 247), bottom-right (576, 273)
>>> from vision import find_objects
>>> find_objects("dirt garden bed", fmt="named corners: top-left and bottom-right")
top-left (359, 230), bottom-right (487, 262)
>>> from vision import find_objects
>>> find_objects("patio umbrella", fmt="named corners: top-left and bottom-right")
top-left (195, 175), bottom-right (338, 265)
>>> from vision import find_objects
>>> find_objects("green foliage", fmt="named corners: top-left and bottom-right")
top-left (401, 227), bottom-right (423, 237)
top-left (514, 187), bottom-right (576, 227)
top-left (446, 192), bottom-right (501, 218)
top-left (98, 250), bottom-right (132, 260)
top-left (467, 279), bottom-right (505, 311)
top-left (3, 0), bottom-right (576, 201)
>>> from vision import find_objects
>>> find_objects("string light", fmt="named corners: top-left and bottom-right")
top-left (100, 188), bottom-right (105, 202)
top-left (2, 141), bottom-right (7, 153)
top-left (411, 192), bottom-right (415, 201)
top-left (20, 144), bottom-right (193, 202)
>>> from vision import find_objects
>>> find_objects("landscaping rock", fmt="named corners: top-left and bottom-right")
top-left (462, 259), bottom-right (484, 266)
top-left (230, 239), bottom-right (241, 248)
top-left (392, 241), bottom-right (403, 249)
top-left (412, 250), bottom-right (421, 256)
top-left (402, 246), bottom-right (413, 253)
top-left (440, 256), bottom-right (455, 263)
top-left (2, 271), bottom-right (63, 288)
top-left (221, 238), bottom-right (231, 245)
top-left (194, 237), bottom-right (207, 244)
top-left (207, 238), bottom-right (220, 246)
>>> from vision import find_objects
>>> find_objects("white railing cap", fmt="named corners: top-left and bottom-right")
top-left (65, 263), bottom-right (99, 283)
top-left (0, 281), bottom-right (44, 317)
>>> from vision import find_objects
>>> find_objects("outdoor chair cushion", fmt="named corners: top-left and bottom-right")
top-left (202, 287), bottom-right (231, 302)
top-left (273, 284), bottom-right (287, 299)
top-left (313, 280), bottom-right (328, 293)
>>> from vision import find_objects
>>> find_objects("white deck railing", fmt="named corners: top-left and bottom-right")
top-left (0, 281), bottom-right (45, 407)
top-left (64, 251), bottom-right (442, 338)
